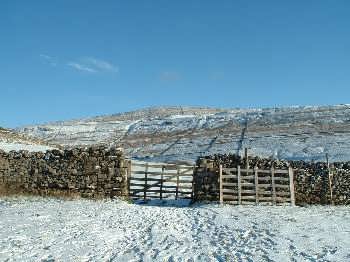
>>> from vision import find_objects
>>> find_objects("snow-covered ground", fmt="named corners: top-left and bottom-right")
top-left (0, 197), bottom-right (349, 261)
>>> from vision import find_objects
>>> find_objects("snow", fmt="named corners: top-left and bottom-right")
top-left (0, 142), bottom-right (54, 152)
top-left (16, 105), bottom-right (350, 162)
top-left (168, 114), bottom-right (197, 119)
top-left (0, 197), bottom-right (349, 261)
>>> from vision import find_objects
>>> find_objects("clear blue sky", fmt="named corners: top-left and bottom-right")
top-left (1, 1), bottom-right (350, 127)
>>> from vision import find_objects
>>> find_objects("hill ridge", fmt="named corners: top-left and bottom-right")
top-left (6, 104), bottom-right (350, 162)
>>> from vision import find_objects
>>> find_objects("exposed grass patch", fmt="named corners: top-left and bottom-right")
top-left (0, 184), bottom-right (82, 200)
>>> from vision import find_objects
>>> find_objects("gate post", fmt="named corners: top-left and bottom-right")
top-left (144, 163), bottom-right (148, 201)
top-left (237, 165), bottom-right (241, 205)
top-left (191, 165), bottom-right (195, 202)
top-left (175, 167), bottom-right (179, 200)
top-left (289, 167), bottom-right (295, 206)
top-left (271, 167), bottom-right (276, 205)
top-left (254, 166), bottom-right (259, 205)
top-left (126, 160), bottom-right (131, 197)
top-left (219, 165), bottom-right (223, 204)
top-left (160, 166), bottom-right (164, 200)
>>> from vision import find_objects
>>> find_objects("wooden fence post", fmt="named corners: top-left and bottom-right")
top-left (175, 167), bottom-right (179, 200)
top-left (219, 165), bottom-right (223, 204)
top-left (245, 148), bottom-right (249, 171)
top-left (326, 154), bottom-right (333, 205)
top-left (160, 166), bottom-right (164, 200)
top-left (191, 165), bottom-right (195, 202)
top-left (144, 163), bottom-right (148, 201)
top-left (289, 167), bottom-right (295, 206)
top-left (254, 166), bottom-right (259, 205)
top-left (237, 165), bottom-right (241, 205)
top-left (127, 160), bottom-right (131, 197)
top-left (271, 167), bottom-right (276, 205)
top-left (329, 171), bottom-right (334, 205)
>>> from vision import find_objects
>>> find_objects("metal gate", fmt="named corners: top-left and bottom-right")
top-left (129, 161), bottom-right (194, 200)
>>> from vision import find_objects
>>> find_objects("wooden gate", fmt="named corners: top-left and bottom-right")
top-left (129, 161), bottom-right (194, 200)
top-left (219, 165), bottom-right (295, 205)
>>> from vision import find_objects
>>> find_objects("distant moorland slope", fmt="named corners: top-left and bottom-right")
top-left (11, 104), bottom-right (350, 162)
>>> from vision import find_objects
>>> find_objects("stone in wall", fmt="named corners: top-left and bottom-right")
top-left (0, 146), bottom-right (128, 199)
top-left (193, 159), bottom-right (219, 201)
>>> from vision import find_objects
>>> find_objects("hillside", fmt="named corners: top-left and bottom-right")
top-left (0, 127), bottom-right (56, 152)
top-left (15, 104), bottom-right (350, 162)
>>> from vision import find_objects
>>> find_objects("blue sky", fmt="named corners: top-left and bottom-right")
top-left (1, 1), bottom-right (350, 127)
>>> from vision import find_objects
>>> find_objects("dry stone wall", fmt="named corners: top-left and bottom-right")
top-left (193, 160), bottom-right (219, 202)
top-left (2, 147), bottom-right (349, 205)
top-left (0, 146), bottom-right (129, 198)
top-left (200, 154), bottom-right (350, 205)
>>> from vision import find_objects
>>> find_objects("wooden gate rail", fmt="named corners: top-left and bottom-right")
top-left (129, 162), bottom-right (194, 200)
top-left (219, 165), bottom-right (295, 205)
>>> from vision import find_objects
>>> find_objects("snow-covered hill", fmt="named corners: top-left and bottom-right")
top-left (0, 128), bottom-right (56, 152)
top-left (16, 105), bottom-right (350, 162)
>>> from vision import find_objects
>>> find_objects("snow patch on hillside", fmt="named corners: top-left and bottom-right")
top-left (0, 142), bottom-right (54, 152)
